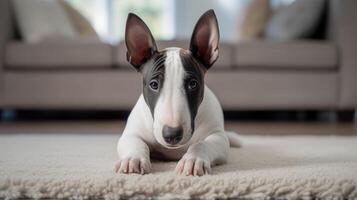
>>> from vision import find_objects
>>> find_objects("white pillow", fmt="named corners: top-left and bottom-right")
top-left (13, 0), bottom-right (78, 43)
top-left (265, 0), bottom-right (326, 41)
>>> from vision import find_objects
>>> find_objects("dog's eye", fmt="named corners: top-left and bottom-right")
top-left (188, 79), bottom-right (198, 91)
top-left (149, 80), bottom-right (159, 91)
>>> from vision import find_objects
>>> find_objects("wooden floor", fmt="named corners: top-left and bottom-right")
top-left (0, 120), bottom-right (356, 135)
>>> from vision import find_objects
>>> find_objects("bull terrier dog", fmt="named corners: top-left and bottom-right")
top-left (115, 10), bottom-right (241, 176)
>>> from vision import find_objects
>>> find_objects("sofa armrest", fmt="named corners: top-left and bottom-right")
top-left (335, 0), bottom-right (357, 108)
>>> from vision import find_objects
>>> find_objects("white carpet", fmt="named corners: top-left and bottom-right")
top-left (0, 133), bottom-right (357, 199)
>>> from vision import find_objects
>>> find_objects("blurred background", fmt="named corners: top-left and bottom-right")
top-left (63, 0), bottom-right (294, 42)
top-left (0, 0), bottom-right (356, 125)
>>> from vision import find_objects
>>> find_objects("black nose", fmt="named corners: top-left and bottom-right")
top-left (162, 125), bottom-right (183, 145)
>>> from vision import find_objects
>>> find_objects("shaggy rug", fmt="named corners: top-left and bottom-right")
top-left (0, 133), bottom-right (357, 199)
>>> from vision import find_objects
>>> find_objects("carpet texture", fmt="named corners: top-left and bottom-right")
top-left (0, 134), bottom-right (357, 199)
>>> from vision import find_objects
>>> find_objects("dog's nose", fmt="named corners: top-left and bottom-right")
top-left (162, 125), bottom-right (183, 145)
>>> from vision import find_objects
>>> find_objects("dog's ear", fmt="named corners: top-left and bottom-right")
top-left (125, 13), bottom-right (158, 71)
top-left (189, 9), bottom-right (220, 70)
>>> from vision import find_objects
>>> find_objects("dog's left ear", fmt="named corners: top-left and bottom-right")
top-left (189, 9), bottom-right (220, 70)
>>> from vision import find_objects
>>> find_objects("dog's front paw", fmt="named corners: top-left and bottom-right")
top-left (175, 156), bottom-right (211, 176)
top-left (114, 156), bottom-right (151, 174)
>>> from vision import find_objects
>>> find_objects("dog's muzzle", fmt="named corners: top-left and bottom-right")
top-left (162, 125), bottom-right (183, 145)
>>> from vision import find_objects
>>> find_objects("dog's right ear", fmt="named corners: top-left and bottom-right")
top-left (125, 13), bottom-right (158, 71)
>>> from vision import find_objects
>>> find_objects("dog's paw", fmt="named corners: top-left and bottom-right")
top-left (175, 156), bottom-right (211, 176)
top-left (114, 157), bottom-right (151, 174)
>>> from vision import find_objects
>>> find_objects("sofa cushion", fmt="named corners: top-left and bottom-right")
top-left (5, 41), bottom-right (112, 69)
top-left (234, 40), bottom-right (337, 69)
top-left (114, 40), bottom-right (233, 70)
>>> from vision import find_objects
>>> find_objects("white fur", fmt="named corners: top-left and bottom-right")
top-left (115, 48), bottom-right (240, 176)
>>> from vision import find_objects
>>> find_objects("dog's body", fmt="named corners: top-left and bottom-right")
top-left (115, 10), bottom-right (241, 176)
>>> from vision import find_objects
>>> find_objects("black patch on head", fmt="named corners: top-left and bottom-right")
top-left (179, 49), bottom-right (206, 132)
top-left (142, 51), bottom-right (167, 117)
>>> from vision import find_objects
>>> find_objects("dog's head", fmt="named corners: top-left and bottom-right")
top-left (125, 10), bottom-right (219, 148)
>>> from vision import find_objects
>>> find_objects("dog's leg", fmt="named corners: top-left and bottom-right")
top-left (114, 135), bottom-right (151, 174)
top-left (175, 132), bottom-right (229, 176)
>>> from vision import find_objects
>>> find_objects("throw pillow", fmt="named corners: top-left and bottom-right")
top-left (13, 0), bottom-right (77, 43)
top-left (265, 0), bottom-right (326, 40)
top-left (59, 0), bottom-right (99, 40)
top-left (237, 0), bottom-right (272, 42)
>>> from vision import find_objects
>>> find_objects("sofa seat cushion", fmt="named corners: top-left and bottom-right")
top-left (114, 40), bottom-right (233, 70)
top-left (234, 40), bottom-right (338, 69)
top-left (5, 41), bottom-right (113, 69)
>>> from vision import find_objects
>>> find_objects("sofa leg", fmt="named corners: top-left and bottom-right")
top-left (336, 110), bottom-right (355, 122)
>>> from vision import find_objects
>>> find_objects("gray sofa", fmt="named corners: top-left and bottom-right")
top-left (0, 0), bottom-right (356, 114)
